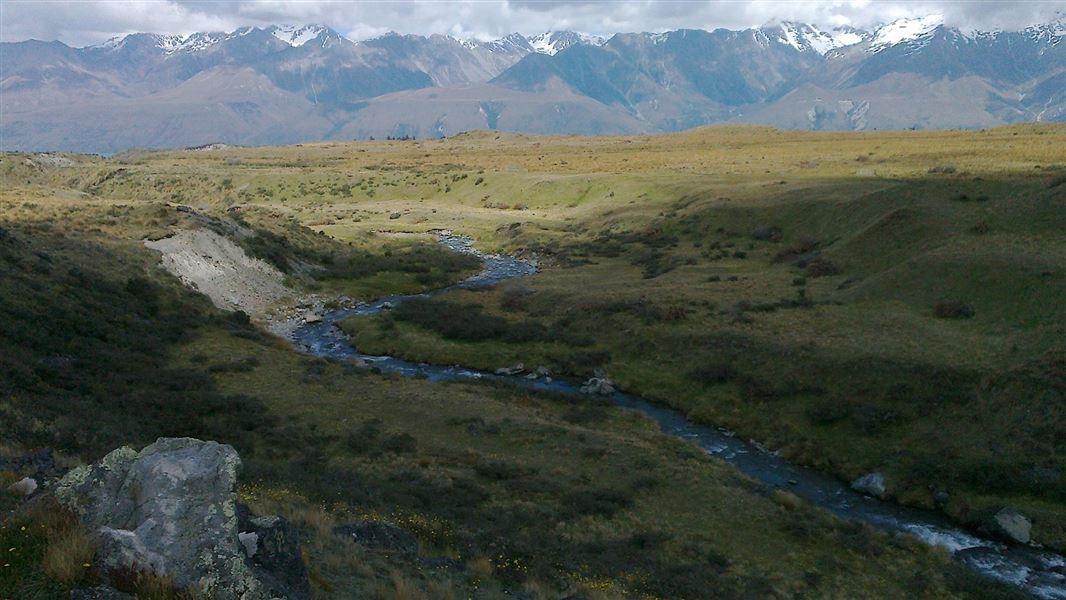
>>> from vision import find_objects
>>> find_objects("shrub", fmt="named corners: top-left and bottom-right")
top-left (687, 363), bottom-right (734, 386)
top-left (381, 433), bottom-right (417, 454)
top-left (933, 301), bottom-right (975, 319)
top-left (751, 226), bottom-right (782, 242)
top-left (774, 238), bottom-right (819, 263)
top-left (928, 164), bottom-right (957, 174)
top-left (563, 487), bottom-right (634, 517)
top-left (501, 284), bottom-right (532, 310)
top-left (804, 257), bottom-right (841, 278)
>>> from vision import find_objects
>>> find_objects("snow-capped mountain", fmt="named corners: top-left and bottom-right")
top-left (269, 24), bottom-right (329, 47)
top-left (528, 31), bottom-right (605, 55)
top-left (771, 22), bottom-right (867, 55)
top-left (2, 18), bottom-right (1063, 152)
top-left (868, 14), bottom-right (945, 53)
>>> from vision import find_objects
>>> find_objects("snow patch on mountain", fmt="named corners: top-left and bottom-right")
top-left (774, 22), bottom-right (867, 55)
top-left (869, 15), bottom-right (944, 53)
top-left (270, 25), bottom-right (327, 47)
top-left (529, 31), bottom-right (604, 55)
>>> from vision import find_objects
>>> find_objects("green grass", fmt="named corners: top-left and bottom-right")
top-left (1, 125), bottom-right (1063, 598)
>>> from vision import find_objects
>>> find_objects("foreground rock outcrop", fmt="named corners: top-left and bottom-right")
top-left (55, 437), bottom-right (309, 599)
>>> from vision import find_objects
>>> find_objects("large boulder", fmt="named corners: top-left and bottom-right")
top-left (992, 508), bottom-right (1032, 544)
top-left (54, 438), bottom-right (302, 599)
top-left (850, 472), bottom-right (886, 499)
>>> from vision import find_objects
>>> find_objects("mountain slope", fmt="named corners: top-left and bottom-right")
top-left (1, 18), bottom-right (1064, 152)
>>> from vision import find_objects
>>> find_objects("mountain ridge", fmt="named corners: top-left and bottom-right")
top-left (2, 17), bottom-right (1063, 152)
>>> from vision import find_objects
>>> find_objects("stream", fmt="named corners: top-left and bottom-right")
top-left (288, 234), bottom-right (1066, 599)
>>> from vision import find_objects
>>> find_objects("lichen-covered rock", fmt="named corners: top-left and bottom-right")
top-left (54, 438), bottom-right (285, 599)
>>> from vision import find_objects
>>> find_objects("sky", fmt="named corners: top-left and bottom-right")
top-left (1, 0), bottom-right (1063, 46)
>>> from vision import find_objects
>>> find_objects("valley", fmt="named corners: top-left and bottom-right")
top-left (1, 124), bottom-right (1065, 599)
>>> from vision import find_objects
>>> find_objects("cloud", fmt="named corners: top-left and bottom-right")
top-left (1, 0), bottom-right (1061, 46)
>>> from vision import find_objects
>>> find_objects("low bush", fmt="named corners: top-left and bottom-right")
top-left (933, 301), bottom-right (975, 319)
top-left (804, 257), bottom-right (841, 278)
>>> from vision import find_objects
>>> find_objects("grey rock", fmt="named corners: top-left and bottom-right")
top-left (389, 212), bottom-right (402, 220)
top-left (535, 366), bottom-right (552, 377)
top-left (54, 438), bottom-right (283, 599)
top-left (332, 520), bottom-right (418, 555)
top-left (303, 313), bottom-right (323, 324)
top-left (580, 377), bottom-right (615, 395)
top-left (993, 508), bottom-right (1032, 544)
top-left (8, 477), bottom-right (38, 496)
top-left (238, 511), bottom-right (312, 600)
top-left (239, 531), bottom-right (259, 558)
top-left (70, 585), bottom-right (134, 600)
top-left (494, 362), bottom-right (525, 376)
top-left (850, 472), bottom-right (886, 499)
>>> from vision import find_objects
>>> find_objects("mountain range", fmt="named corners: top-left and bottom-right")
top-left (2, 16), bottom-right (1064, 153)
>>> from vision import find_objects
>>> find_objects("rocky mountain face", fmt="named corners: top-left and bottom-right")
top-left (2, 17), bottom-right (1063, 152)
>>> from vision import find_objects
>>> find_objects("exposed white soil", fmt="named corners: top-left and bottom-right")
top-left (145, 228), bottom-right (295, 317)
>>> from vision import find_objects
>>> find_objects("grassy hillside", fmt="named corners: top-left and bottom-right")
top-left (1, 125), bottom-right (1062, 598)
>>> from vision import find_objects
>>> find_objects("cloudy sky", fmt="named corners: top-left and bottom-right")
top-left (2, 0), bottom-right (1063, 46)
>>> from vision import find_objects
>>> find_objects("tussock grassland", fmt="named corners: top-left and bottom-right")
top-left (2, 124), bottom-right (1062, 598)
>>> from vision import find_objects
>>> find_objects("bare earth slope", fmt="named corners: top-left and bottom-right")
top-left (145, 228), bottom-right (294, 316)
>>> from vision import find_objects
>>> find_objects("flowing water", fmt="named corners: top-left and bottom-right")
top-left (288, 234), bottom-right (1066, 599)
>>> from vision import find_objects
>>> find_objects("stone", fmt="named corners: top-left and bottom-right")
top-left (8, 476), bottom-right (37, 496)
top-left (535, 366), bottom-right (552, 377)
top-left (494, 363), bottom-right (525, 376)
top-left (303, 313), bottom-right (323, 324)
top-left (389, 212), bottom-right (402, 219)
top-left (850, 472), bottom-right (886, 499)
top-left (332, 520), bottom-right (418, 555)
top-left (239, 512), bottom-right (311, 600)
top-left (70, 585), bottom-right (134, 600)
top-left (239, 531), bottom-right (259, 558)
top-left (580, 377), bottom-right (615, 395)
top-left (54, 438), bottom-right (292, 599)
top-left (992, 508), bottom-right (1032, 544)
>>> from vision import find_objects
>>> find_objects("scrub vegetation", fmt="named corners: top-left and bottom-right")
top-left (2, 124), bottom-right (1063, 598)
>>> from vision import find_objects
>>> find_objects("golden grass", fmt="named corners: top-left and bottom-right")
top-left (41, 525), bottom-right (94, 584)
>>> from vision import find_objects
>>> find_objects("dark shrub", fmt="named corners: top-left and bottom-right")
top-left (564, 487), bottom-right (634, 517)
top-left (752, 226), bottom-right (782, 242)
top-left (804, 257), bottom-right (841, 278)
top-left (687, 363), bottom-right (734, 386)
top-left (500, 284), bottom-right (532, 310)
top-left (381, 433), bottom-right (417, 454)
top-left (933, 301), bottom-right (975, 319)
top-left (774, 238), bottom-right (819, 263)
